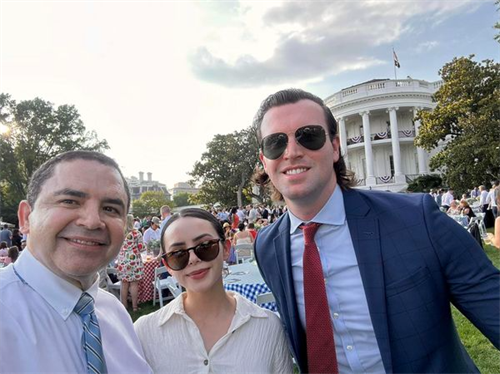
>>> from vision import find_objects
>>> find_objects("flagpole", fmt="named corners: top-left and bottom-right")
top-left (393, 48), bottom-right (397, 80)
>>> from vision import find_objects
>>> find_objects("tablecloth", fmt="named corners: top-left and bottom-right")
top-left (138, 256), bottom-right (160, 303)
top-left (223, 262), bottom-right (277, 312)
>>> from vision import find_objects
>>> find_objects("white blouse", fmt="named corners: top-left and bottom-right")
top-left (134, 292), bottom-right (293, 374)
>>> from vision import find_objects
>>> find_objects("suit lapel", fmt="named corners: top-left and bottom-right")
top-left (272, 214), bottom-right (308, 370)
top-left (343, 189), bottom-right (393, 373)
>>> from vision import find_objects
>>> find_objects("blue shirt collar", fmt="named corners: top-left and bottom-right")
top-left (289, 185), bottom-right (346, 234)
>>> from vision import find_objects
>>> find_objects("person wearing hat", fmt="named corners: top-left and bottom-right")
top-left (143, 216), bottom-right (161, 248)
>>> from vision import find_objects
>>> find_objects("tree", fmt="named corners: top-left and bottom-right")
top-left (0, 94), bottom-right (109, 223)
top-left (189, 127), bottom-right (261, 207)
top-left (406, 174), bottom-right (443, 193)
top-left (415, 56), bottom-right (500, 192)
top-left (131, 191), bottom-right (171, 217)
top-left (172, 192), bottom-right (193, 208)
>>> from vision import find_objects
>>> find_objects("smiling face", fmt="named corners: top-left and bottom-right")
top-left (259, 99), bottom-right (340, 219)
top-left (162, 216), bottom-right (229, 294)
top-left (18, 159), bottom-right (128, 289)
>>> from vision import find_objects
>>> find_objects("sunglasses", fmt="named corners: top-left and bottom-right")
top-left (260, 125), bottom-right (327, 160)
top-left (163, 238), bottom-right (222, 271)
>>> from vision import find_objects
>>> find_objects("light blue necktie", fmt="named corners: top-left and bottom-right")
top-left (74, 292), bottom-right (108, 374)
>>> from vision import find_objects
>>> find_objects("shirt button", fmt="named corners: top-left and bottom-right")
top-left (333, 312), bottom-right (339, 319)
top-left (203, 359), bottom-right (209, 366)
top-left (347, 345), bottom-right (353, 350)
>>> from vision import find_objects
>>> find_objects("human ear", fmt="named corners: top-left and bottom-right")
top-left (18, 200), bottom-right (32, 235)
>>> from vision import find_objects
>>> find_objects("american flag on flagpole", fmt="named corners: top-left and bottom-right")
top-left (393, 49), bottom-right (401, 68)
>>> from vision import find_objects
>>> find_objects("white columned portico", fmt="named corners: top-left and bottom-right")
top-left (338, 117), bottom-right (348, 166)
top-left (360, 111), bottom-right (376, 185)
top-left (413, 107), bottom-right (428, 174)
top-left (388, 107), bottom-right (405, 183)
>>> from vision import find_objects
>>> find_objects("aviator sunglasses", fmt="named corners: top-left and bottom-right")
top-left (260, 125), bottom-right (327, 160)
top-left (162, 238), bottom-right (222, 271)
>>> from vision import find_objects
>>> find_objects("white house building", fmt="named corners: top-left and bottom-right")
top-left (168, 182), bottom-right (200, 198)
top-left (126, 172), bottom-right (171, 201)
top-left (325, 78), bottom-right (442, 192)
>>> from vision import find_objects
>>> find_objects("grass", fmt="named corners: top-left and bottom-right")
top-left (129, 239), bottom-right (500, 372)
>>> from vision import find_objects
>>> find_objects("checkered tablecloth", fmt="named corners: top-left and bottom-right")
top-left (223, 262), bottom-right (277, 312)
top-left (138, 257), bottom-right (160, 303)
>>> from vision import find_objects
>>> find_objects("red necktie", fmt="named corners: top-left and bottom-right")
top-left (301, 222), bottom-right (338, 374)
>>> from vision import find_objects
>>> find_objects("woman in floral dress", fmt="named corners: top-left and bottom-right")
top-left (117, 214), bottom-right (145, 311)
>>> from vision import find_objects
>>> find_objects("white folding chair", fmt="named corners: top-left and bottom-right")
top-left (470, 216), bottom-right (488, 238)
top-left (152, 266), bottom-right (175, 307)
top-left (164, 277), bottom-right (182, 298)
top-left (105, 267), bottom-right (121, 299)
top-left (235, 243), bottom-right (254, 264)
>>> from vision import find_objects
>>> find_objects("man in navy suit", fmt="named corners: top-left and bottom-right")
top-left (252, 88), bottom-right (499, 374)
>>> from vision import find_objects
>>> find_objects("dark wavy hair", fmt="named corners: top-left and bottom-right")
top-left (160, 208), bottom-right (225, 255)
top-left (252, 88), bottom-right (355, 201)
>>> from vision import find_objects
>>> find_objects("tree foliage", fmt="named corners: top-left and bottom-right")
top-left (0, 94), bottom-right (108, 223)
top-left (172, 192), bottom-right (194, 208)
top-left (131, 191), bottom-right (171, 218)
top-left (189, 127), bottom-right (261, 207)
top-left (415, 56), bottom-right (500, 192)
top-left (406, 174), bottom-right (443, 193)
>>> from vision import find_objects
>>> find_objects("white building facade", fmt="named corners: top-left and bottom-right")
top-left (126, 172), bottom-right (171, 201)
top-left (325, 78), bottom-right (442, 192)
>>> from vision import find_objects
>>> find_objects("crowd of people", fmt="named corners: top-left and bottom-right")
top-left (0, 87), bottom-right (498, 374)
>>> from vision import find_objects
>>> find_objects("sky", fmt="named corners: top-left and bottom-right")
top-left (1, 0), bottom-right (499, 189)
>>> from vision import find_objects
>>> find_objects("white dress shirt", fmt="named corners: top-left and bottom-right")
top-left (289, 186), bottom-right (385, 373)
top-left (134, 292), bottom-right (293, 374)
top-left (143, 227), bottom-right (161, 245)
top-left (480, 190), bottom-right (490, 206)
top-left (0, 249), bottom-right (152, 374)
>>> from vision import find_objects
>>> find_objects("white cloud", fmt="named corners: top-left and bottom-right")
top-left (415, 41), bottom-right (440, 53)
top-left (189, 0), bottom-right (482, 88)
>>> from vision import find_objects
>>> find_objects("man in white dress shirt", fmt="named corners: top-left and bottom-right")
top-left (0, 150), bottom-right (152, 374)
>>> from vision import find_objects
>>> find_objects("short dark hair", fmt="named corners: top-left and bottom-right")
top-left (160, 208), bottom-right (225, 254)
top-left (8, 246), bottom-right (19, 262)
top-left (252, 88), bottom-right (355, 201)
top-left (238, 222), bottom-right (246, 231)
top-left (27, 150), bottom-right (130, 211)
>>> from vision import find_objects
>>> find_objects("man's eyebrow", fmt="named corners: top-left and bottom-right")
top-left (53, 189), bottom-right (125, 209)
top-left (53, 189), bottom-right (88, 198)
top-left (103, 198), bottom-right (126, 209)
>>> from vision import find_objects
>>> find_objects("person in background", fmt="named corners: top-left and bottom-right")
top-left (134, 208), bottom-right (293, 373)
top-left (116, 214), bottom-right (145, 311)
top-left (247, 222), bottom-right (258, 240)
top-left (232, 222), bottom-right (254, 246)
top-left (487, 193), bottom-right (500, 249)
top-left (0, 150), bottom-right (152, 374)
top-left (229, 206), bottom-right (239, 230)
top-left (4, 246), bottom-right (19, 265)
top-left (479, 185), bottom-right (490, 213)
top-left (252, 88), bottom-right (499, 374)
top-left (0, 242), bottom-right (7, 257)
top-left (446, 200), bottom-right (461, 215)
top-left (143, 216), bottom-right (161, 248)
top-left (460, 200), bottom-right (476, 220)
top-left (159, 205), bottom-right (172, 233)
top-left (0, 224), bottom-right (12, 247)
top-left (11, 229), bottom-right (22, 250)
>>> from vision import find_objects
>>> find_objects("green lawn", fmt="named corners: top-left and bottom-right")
top-left (130, 240), bottom-right (500, 372)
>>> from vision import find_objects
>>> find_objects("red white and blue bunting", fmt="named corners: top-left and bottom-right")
top-left (350, 136), bottom-right (363, 143)
top-left (375, 132), bottom-right (388, 139)
top-left (401, 130), bottom-right (413, 137)
top-left (379, 175), bottom-right (393, 183)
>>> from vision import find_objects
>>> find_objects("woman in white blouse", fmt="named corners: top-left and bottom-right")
top-left (134, 208), bottom-right (293, 374)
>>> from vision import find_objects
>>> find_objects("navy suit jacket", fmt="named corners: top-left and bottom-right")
top-left (255, 189), bottom-right (499, 373)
